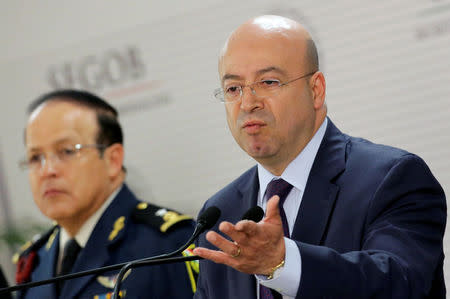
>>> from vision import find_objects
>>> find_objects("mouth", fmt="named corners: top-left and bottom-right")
top-left (43, 188), bottom-right (65, 197)
top-left (242, 120), bottom-right (266, 134)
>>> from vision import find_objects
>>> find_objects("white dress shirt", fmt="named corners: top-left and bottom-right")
top-left (256, 118), bottom-right (327, 298)
top-left (57, 185), bottom-right (122, 273)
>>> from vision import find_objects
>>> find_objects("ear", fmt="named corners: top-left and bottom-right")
top-left (104, 143), bottom-right (124, 178)
top-left (310, 71), bottom-right (326, 110)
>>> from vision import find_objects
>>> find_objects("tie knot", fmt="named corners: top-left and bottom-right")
top-left (59, 238), bottom-right (81, 276)
top-left (265, 179), bottom-right (293, 204)
top-left (64, 239), bottom-right (81, 256)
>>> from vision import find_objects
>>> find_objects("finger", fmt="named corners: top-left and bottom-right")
top-left (205, 231), bottom-right (241, 256)
top-left (265, 195), bottom-right (282, 222)
top-left (218, 221), bottom-right (235, 233)
top-left (193, 247), bottom-right (237, 266)
top-left (234, 220), bottom-right (258, 236)
top-left (219, 221), bottom-right (255, 244)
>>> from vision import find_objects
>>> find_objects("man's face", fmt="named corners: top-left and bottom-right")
top-left (220, 29), bottom-right (319, 171)
top-left (25, 100), bottom-right (112, 226)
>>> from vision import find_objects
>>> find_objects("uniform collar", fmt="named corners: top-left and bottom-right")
top-left (59, 185), bottom-right (123, 249)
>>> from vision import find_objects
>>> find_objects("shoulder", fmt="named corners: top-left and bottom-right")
top-left (343, 136), bottom-right (443, 194)
top-left (207, 166), bottom-right (257, 206)
top-left (342, 135), bottom-right (421, 177)
top-left (326, 119), bottom-right (410, 167)
top-left (110, 184), bottom-right (195, 235)
top-left (12, 225), bottom-right (58, 263)
top-left (347, 136), bottom-right (409, 162)
top-left (130, 201), bottom-right (194, 234)
top-left (13, 225), bottom-right (58, 284)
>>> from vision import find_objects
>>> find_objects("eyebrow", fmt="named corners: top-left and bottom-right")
top-left (222, 66), bottom-right (287, 83)
top-left (27, 137), bottom-right (77, 152)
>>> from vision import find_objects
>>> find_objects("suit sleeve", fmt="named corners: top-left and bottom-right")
top-left (296, 154), bottom-right (446, 299)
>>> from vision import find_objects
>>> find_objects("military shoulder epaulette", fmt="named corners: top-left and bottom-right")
top-left (131, 202), bottom-right (192, 233)
top-left (12, 225), bottom-right (58, 284)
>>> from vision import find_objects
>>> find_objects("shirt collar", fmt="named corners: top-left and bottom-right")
top-left (59, 184), bottom-right (123, 249)
top-left (258, 118), bottom-right (328, 200)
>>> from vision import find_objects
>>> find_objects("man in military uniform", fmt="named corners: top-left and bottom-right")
top-left (13, 89), bottom-right (197, 298)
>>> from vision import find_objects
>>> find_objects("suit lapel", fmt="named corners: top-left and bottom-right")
top-left (291, 119), bottom-right (347, 245)
top-left (235, 167), bottom-right (258, 299)
top-left (61, 185), bottom-right (136, 298)
top-left (238, 166), bottom-right (259, 217)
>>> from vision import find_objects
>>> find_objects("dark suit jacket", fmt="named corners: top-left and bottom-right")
top-left (17, 184), bottom-right (196, 299)
top-left (195, 119), bottom-right (446, 299)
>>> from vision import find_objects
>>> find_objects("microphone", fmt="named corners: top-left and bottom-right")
top-left (0, 206), bottom-right (221, 297)
top-left (196, 206), bottom-right (221, 231)
top-left (241, 206), bottom-right (264, 222)
top-left (111, 206), bottom-right (221, 299)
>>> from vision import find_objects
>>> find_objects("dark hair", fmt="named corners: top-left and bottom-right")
top-left (28, 89), bottom-right (123, 150)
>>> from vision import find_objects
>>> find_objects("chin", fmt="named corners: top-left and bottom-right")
top-left (244, 143), bottom-right (273, 156)
top-left (40, 205), bottom-right (74, 222)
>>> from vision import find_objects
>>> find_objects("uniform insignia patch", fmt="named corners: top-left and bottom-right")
top-left (93, 290), bottom-right (126, 298)
top-left (136, 202), bottom-right (148, 210)
top-left (182, 244), bottom-right (199, 274)
top-left (182, 244), bottom-right (199, 292)
top-left (132, 202), bottom-right (193, 233)
top-left (46, 228), bottom-right (58, 250)
top-left (12, 241), bottom-right (32, 264)
top-left (15, 251), bottom-right (37, 284)
top-left (96, 270), bottom-right (131, 289)
top-left (108, 216), bottom-right (125, 241)
top-left (12, 225), bottom-right (58, 283)
top-left (156, 209), bottom-right (192, 233)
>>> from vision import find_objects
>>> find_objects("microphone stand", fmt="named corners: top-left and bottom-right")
top-left (111, 206), bottom-right (221, 299)
top-left (0, 206), bottom-right (221, 297)
top-left (112, 206), bottom-right (263, 298)
top-left (111, 222), bottom-right (205, 299)
top-left (0, 255), bottom-right (202, 296)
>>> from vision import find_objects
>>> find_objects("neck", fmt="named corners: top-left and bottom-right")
top-left (60, 174), bottom-right (125, 237)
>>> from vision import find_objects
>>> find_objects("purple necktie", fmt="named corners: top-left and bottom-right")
top-left (260, 178), bottom-right (293, 299)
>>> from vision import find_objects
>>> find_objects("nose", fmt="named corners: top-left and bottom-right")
top-left (239, 85), bottom-right (263, 112)
top-left (39, 154), bottom-right (61, 176)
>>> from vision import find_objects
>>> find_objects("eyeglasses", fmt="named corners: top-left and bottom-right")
top-left (213, 71), bottom-right (316, 103)
top-left (19, 144), bottom-right (107, 171)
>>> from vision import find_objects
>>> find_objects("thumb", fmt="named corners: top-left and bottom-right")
top-left (264, 195), bottom-right (282, 224)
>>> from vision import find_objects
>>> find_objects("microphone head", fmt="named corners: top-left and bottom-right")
top-left (241, 206), bottom-right (264, 222)
top-left (197, 206), bottom-right (221, 231)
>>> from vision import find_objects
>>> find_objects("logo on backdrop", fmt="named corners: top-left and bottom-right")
top-left (46, 45), bottom-right (172, 114)
top-left (415, 0), bottom-right (450, 40)
top-left (48, 46), bottom-right (146, 92)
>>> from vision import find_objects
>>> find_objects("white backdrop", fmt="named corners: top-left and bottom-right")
top-left (1, 0), bottom-right (449, 286)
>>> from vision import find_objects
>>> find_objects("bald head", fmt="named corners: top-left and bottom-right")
top-left (220, 15), bottom-right (319, 75)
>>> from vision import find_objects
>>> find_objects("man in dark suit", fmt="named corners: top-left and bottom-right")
top-left (13, 90), bottom-right (197, 298)
top-left (193, 15), bottom-right (446, 298)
